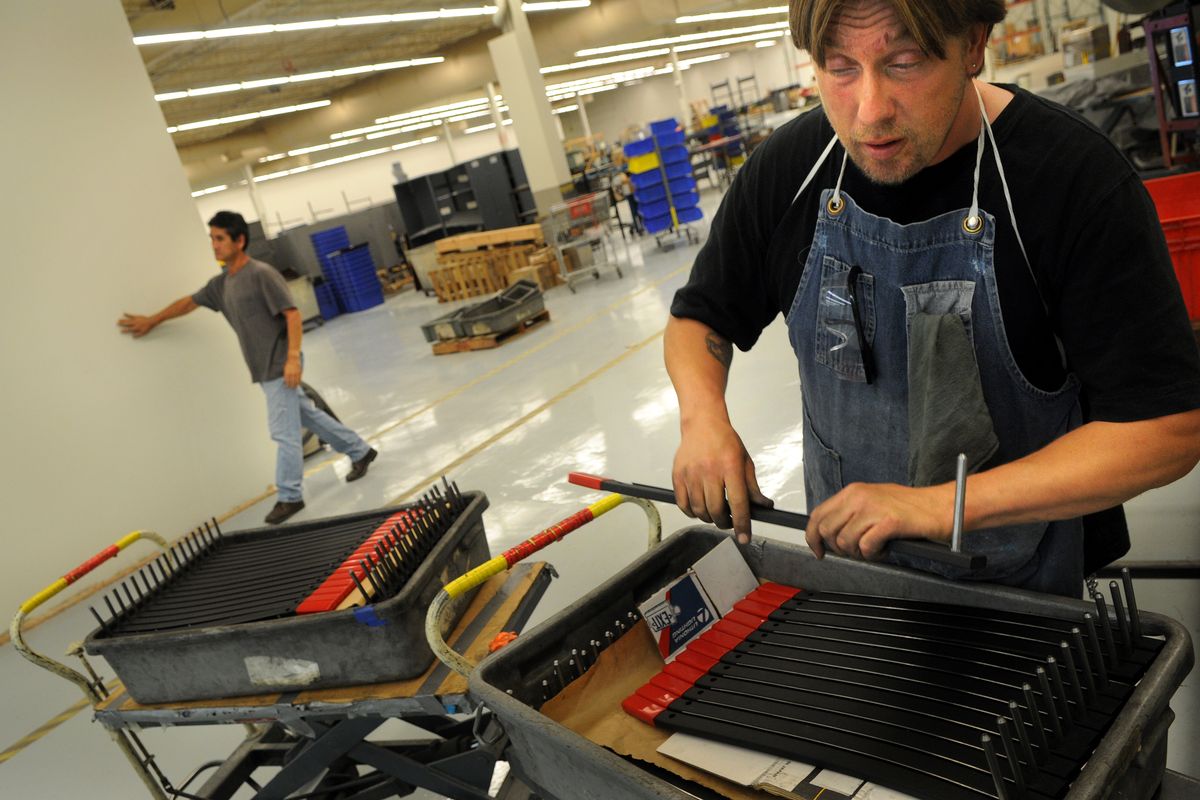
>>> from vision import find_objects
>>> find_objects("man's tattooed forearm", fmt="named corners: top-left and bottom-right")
top-left (705, 332), bottom-right (733, 368)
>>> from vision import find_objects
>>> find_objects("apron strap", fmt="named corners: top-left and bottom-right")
top-left (791, 134), bottom-right (840, 205)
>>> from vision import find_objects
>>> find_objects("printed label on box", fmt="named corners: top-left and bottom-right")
top-left (641, 572), bottom-right (719, 662)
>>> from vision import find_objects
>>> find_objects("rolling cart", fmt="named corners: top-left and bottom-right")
top-left (540, 190), bottom-right (625, 293)
top-left (11, 490), bottom-right (561, 799)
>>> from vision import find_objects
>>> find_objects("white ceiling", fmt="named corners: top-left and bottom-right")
top-left (123, 0), bottom-right (784, 184)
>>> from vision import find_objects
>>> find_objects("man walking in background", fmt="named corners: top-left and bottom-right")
top-left (119, 211), bottom-right (377, 524)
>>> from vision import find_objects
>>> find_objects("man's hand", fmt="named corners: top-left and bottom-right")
top-left (672, 418), bottom-right (773, 545)
top-left (118, 313), bottom-right (156, 338)
top-left (283, 354), bottom-right (302, 388)
top-left (806, 482), bottom-right (952, 561)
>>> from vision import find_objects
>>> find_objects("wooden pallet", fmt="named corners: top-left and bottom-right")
top-left (434, 224), bottom-right (544, 255)
top-left (430, 244), bottom-right (544, 302)
top-left (431, 309), bottom-right (551, 355)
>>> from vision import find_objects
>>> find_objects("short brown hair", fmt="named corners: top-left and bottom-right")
top-left (790, 0), bottom-right (1005, 72)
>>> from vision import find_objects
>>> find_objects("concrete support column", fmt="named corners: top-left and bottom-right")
top-left (486, 80), bottom-right (511, 149)
top-left (488, 0), bottom-right (570, 214)
top-left (577, 100), bottom-right (593, 142)
top-left (442, 120), bottom-right (458, 164)
top-left (670, 49), bottom-right (692, 128)
top-left (242, 164), bottom-right (271, 234)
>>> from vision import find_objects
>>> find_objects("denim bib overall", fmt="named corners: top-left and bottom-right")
top-left (785, 90), bottom-right (1085, 596)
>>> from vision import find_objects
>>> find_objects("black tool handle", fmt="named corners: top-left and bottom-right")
top-left (568, 472), bottom-right (985, 571)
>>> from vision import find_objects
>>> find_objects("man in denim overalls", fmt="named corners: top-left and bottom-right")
top-left (666, 0), bottom-right (1200, 596)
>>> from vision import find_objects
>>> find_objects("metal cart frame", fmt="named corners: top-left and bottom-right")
top-left (540, 190), bottom-right (625, 293)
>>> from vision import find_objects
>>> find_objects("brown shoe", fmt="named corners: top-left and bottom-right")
top-left (346, 448), bottom-right (377, 482)
top-left (265, 500), bottom-right (305, 525)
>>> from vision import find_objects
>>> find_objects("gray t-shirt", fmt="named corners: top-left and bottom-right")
top-left (192, 259), bottom-right (295, 383)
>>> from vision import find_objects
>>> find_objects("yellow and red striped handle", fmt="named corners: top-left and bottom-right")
top-left (443, 494), bottom-right (625, 598)
top-left (19, 531), bottom-right (147, 615)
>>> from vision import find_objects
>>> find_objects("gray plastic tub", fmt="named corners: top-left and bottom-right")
top-left (86, 492), bottom-right (491, 704)
top-left (471, 526), bottom-right (1194, 800)
top-left (419, 280), bottom-right (544, 342)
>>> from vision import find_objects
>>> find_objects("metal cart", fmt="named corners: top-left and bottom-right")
top-left (10, 492), bottom-right (559, 799)
top-left (466, 525), bottom-right (1195, 800)
top-left (540, 190), bottom-right (624, 293)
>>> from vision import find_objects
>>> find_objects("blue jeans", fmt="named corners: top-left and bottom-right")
top-left (261, 379), bottom-right (371, 502)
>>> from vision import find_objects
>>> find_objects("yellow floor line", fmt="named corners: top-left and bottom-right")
top-left (0, 697), bottom-right (91, 765)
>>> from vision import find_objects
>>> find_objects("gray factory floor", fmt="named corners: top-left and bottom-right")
top-left (2, 187), bottom-right (1197, 797)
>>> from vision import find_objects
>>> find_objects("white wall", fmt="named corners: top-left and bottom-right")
top-left (0, 2), bottom-right (276, 616)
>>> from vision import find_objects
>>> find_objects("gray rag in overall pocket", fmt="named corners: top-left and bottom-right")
top-left (908, 312), bottom-right (999, 486)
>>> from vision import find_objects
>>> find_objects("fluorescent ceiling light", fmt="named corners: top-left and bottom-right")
top-left (574, 21), bottom-right (787, 56)
top-left (155, 58), bottom-right (443, 103)
top-left (464, 119), bottom-right (514, 134)
top-left (674, 31), bottom-right (786, 52)
top-left (680, 53), bottom-right (731, 67)
top-left (675, 6), bottom-right (787, 24)
top-left (191, 184), bottom-right (228, 197)
top-left (553, 104), bottom-right (579, 113)
top-left (134, 3), bottom-right (589, 46)
top-left (541, 48), bottom-right (670, 74)
top-left (756, 40), bottom-right (777, 48)
top-left (167, 100), bottom-right (330, 133)
top-left (578, 83), bottom-right (617, 94)
top-left (255, 136), bottom-right (440, 182)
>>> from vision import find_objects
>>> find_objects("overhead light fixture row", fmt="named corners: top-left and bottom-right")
top-left (155, 58), bottom-right (444, 103)
top-left (572, 21), bottom-right (787, 57)
top-left (675, 6), bottom-right (787, 24)
top-left (464, 119), bottom-right (514, 134)
top-left (254, 136), bottom-right (440, 183)
top-left (135, 2), bottom-right (591, 46)
top-left (167, 100), bottom-right (331, 133)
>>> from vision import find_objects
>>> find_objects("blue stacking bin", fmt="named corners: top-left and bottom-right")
top-left (636, 182), bottom-right (667, 203)
top-left (313, 280), bottom-right (340, 320)
top-left (640, 199), bottom-right (671, 220)
top-left (325, 244), bottom-right (384, 313)
top-left (630, 171), bottom-right (663, 190)
top-left (649, 118), bottom-right (679, 137)
top-left (644, 213), bottom-right (673, 233)
top-left (671, 189), bottom-right (700, 209)
top-left (668, 176), bottom-right (697, 195)
top-left (664, 161), bottom-right (692, 180)
top-left (310, 226), bottom-right (351, 273)
top-left (654, 130), bottom-right (686, 148)
top-left (660, 145), bottom-right (689, 165)
top-left (676, 206), bottom-right (704, 224)
top-left (623, 138), bottom-right (656, 157)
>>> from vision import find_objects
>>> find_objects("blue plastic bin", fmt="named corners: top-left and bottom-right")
top-left (314, 281), bottom-right (341, 320)
top-left (649, 118), bottom-right (679, 136)
top-left (623, 138), bottom-right (655, 157)
top-left (676, 205), bottom-right (704, 224)
top-left (630, 171), bottom-right (663, 190)
top-left (664, 161), bottom-right (692, 180)
top-left (660, 145), bottom-right (690, 165)
top-left (671, 189), bottom-right (700, 209)
top-left (668, 176), bottom-right (697, 195)
top-left (654, 130), bottom-right (685, 148)
top-left (635, 183), bottom-right (667, 203)
top-left (640, 199), bottom-right (671, 220)
top-left (644, 212), bottom-right (673, 233)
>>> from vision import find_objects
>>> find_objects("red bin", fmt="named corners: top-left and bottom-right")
top-left (1144, 171), bottom-right (1200, 321)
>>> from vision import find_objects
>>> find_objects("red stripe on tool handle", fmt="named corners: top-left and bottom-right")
top-left (636, 683), bottom-right (680, 708)
top-left (700, 628), bottom-right (747, 653)
top-left (502, 508), bottom-right (594, 566)
top-left (754, 582), bottom-right (804, 603)
top-left (567, 472), bottom-right (605, 490)
top-left (622, 694), bottom-right (667, 725)
top-left (295, 509), bottom-right (415, 614)
top-left (677, 648), bottom-right (720, 674)
top-left (686, 638), bottom-right (729, 662)
top-left (726, 608), bottom-right (767, 629)
top-left (649, 672), bottom-right (696, 698)
top-left (664, 661), bottom-right (707, 685)
top-left (63, 545), bottom-right (121, 584)
top-left (734, 597), bottom-right (781, 619)
top-left (712, 616), bottom-right (757, 643)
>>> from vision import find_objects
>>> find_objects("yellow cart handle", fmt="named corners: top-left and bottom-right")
top-left (10, 530), bottom-right (167, 700)
top-left (426, 494), bottom-right (660, 677)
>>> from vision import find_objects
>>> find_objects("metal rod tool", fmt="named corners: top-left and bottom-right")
top-left (569, 472), bottom-right (986, 570)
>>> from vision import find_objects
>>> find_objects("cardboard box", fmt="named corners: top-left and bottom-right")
top-left (638, 538), bottom-right (758, 662)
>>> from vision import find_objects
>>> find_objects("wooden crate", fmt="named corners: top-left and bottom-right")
top-left (435, 224), bottom-right (544, 255)
top-left (507, 260), bottom-right (563, 292)
top-left (431, 242), bottom-right (541, 302)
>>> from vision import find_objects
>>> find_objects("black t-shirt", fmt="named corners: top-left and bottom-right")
top-left (672, 86), bottom-right (1200, 571)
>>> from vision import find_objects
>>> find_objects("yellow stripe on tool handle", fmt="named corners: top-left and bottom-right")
top-left (443, 494), bottom-right (627, 598)
top-left (19, 531), bottom-right (147, 614)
